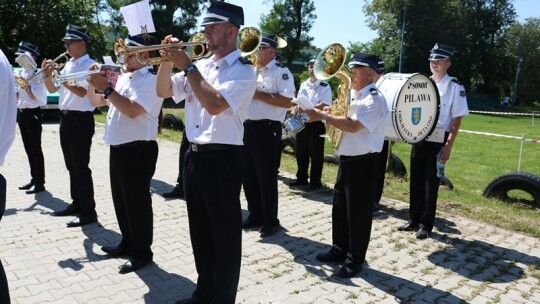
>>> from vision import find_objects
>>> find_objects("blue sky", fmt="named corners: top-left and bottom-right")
top-left (216, 0), bottom-right (540, 49)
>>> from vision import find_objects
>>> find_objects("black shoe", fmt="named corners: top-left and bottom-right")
top-left (335, 261), bottom-right (363, 278)
top-left (241, 216), bottom-right (262, 229)
top-left (316, 247), bottom-right (346, 263)
top-left (25, 183), bottom-right (45, 194)
top-left (19, 181), bottom-right (35, 190)
top-left (289, 179), bottom-right (308, 187)
top-left (101, 245), bottom-right (130, 257)
top-left (415, 227), bottom-right (430, 239)
top-left (259, 224), bottom-right (280, 237)
top-left (66, 215), bottom-right (98, 228)
top-left (118, 258), bottom-right (151, 274)
top-left (162, 184), bottom-right (184, 199)
top-left (52, 204), bottom-right (81, 217)
top-left (308, 183), bottom-right (322, 190)
top-left (397, 222), bottom-right (419, 232)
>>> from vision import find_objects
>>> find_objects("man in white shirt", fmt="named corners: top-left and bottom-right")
top-left (0, 47), bottom-right (17, 304)
top-left (42, 24), bottom-right (98, 228)
top-left (397, 43), bottom-right (469, 239)
top-left (14, 41), bottom-right (47, 194)
top-left (306, 53), bottom-right (388, 278)
top-left (156, 1), bottom-right (256, 302)
top-left (88, 33), bottom-right (163, 274)
top-left (290, 58), bottom-right (332, 190)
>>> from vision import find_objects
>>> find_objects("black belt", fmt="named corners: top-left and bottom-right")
top-left (190, 143), bottom-right (237, 152)
top-left (60, 110), bottom-right (92, 115)
top-left (339, 152), bottom-right (377, 163)
top-left (244, 119), bottom-right (280, 125)
top-left (111, 140), bottom-right (153, 149)
top-left (18, 108), bottom-right (41, 113)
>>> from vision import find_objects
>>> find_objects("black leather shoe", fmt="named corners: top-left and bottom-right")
top-left (53, 204), bottom-right (81, 217)
top-left (101, 245), bottom-right (130, 257)
top-left (397, 222), bottom-right (419, 232)
top-left (66, 216), bottom-right (97, 228)
top-left (335, 261), bottom-right (363, 278)
top-left (289, 179), bottom-right (308, 187)
top-left (118, 258), bottom-right (151, 274)
top-left (25, 183), bottom-right (45, 194)
top-left (162, 184), bottom-right (184, 199)
top-left (19, 181), bottom-right (35, 190)
top-left (316, 247), bottom-right (346, 263)
top-left (259, 224), bottom-right (280, 237)
top-left (241, 216), bottom-right (262, 229)
top-left (415, 227), bottom-right (430, 239)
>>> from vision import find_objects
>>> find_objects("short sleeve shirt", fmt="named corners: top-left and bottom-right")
top-left (435, 74), bottom-right (469, 131)
top-left (57, 54), bottom-right (96, 111)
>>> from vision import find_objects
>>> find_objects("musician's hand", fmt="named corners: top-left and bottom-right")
top-left (41, 59), bottom-right (54, 77)
top-left (161, 35), bottom-right (180, 45)
top-left (159, 47), bottom-right (191, 71)
top-left (87, 73), bottom-right (109, 91)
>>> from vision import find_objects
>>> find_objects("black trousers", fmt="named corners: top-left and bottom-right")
top-left (409, 137), bottom-right (446, 232)
top-left (332, 153), bottom-right (378, 263)
top-left (176, 131), bottom-right (190, 186)
top-left (0, 173), bottom-right (11, 304)
top-left (17, 108), bottom-right (45, 185)
top-left (295, 121), bottom-right (326, 186)
top-left (110, 141), bottom-right (158, 261)
top-left (373, 140), bottom-right (389, 204)
top-left (243, 120), bottom-right (282, 226)
top-left (184, 146), bottom-right (243, 304)
top-left (59, 111), bottom-right (96, 217)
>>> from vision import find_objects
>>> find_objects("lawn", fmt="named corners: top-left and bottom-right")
top-left (95, 108), bottom-right (540, 238)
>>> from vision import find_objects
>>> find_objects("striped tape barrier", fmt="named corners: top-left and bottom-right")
top-left (461, 129), bottom-right (540, 143)
top-left (470, 110), bottom-right (537, 116)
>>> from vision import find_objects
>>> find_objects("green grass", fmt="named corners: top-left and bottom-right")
top-left (95, 108), bottom-right (540, 238)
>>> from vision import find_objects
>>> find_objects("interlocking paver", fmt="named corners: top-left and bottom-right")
top-left (1, 123), bottom-right (539, 304)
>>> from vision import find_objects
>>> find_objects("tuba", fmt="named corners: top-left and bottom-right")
top-left (237, 27), bottom-right (262, 66)
top-left (313, 43), bottom-right (352, 149)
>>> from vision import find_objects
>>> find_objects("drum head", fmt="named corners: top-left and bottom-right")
top-left (378, 73), bottom-right (440, 143)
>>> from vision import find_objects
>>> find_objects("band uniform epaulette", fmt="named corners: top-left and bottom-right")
top-left (370, 88), bottom-right (378, 95)
top-left (149, 68), bottom-right (157, 75)
top-left (239, 56), bottom-right (252, 65)
top-left (275, 62), bottom-right (285, 68)
top-left (319, 82), bottom-right (329, 87)
top-left (451, 77), bottom-right (462, 85)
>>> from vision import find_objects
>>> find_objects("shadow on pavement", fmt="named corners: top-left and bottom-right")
top-left (4, 190), bottom-right (70, 217)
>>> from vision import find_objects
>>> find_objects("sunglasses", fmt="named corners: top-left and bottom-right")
top-left (63, 40), bottom-right (83, 47)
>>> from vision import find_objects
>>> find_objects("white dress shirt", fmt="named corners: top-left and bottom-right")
top-left (57, 54), bottom-right (96, 111)
top-left (435, 74), bottom-right (469, 132)
top-left (0, 49), bottom-right (17, 166)
top-left (17, 68), bottom-right (47, 109)
top-left (171, 49), bottom-right (256, 145)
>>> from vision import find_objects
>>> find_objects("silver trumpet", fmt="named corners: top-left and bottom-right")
top-left (54, 67), bottom-right (101, 87)
top-left (17, 52), bottom-right (69, 91)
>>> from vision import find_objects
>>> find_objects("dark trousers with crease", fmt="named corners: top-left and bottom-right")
top-left (176, 131), bottom-right (190, 187)
top-left (409, 136), bottom-right (447, 232)
top-left (110, 141), bottom-right (158, 261)
top-left (332, 153), bottom-right (378, 263)
top-left (18, 108), bottom-right (45, 185)
top-left (243, 120), bottom-right (282, 227)
top-left (0, 173), bottom-right (11, 304)
top-left (295, 121), bottom-right (326, 186)
top-left (59, 111), bottom-right (96, 217)
top-left (184, 146), bottom-right (243, 304)
top-left (373, 140), bottom-right (389, 204)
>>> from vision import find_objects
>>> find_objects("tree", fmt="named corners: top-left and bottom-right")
top-left (260, 0), bottom-right (316, 65)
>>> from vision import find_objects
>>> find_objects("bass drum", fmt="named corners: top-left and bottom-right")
top-left (377, 73), bottom-right (440, 144)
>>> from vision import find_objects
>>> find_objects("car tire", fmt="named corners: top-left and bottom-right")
top-left (483, 172), bottom-right (540, 208)
top-left (439, 176), bottom-right (454, 190)
top-left (163, 114), bottom-right (184, 131)
top-left (387, 153), bottom-right (407, 177)
top-left (282, 136), bottom-right (297, 155)
top-left (324, 153), bottom-right (340, 165)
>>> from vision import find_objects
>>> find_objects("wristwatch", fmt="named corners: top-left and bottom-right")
top-left (103, 87), bottom-right (114, 99)
top-left (184, 63), bottom-right (198, 75)
top-left (321, 113), bottom-right (328, 124)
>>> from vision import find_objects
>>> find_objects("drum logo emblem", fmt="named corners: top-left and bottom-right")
top-left (411, 108), bottom-right (421, 125)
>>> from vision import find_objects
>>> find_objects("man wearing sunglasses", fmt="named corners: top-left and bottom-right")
top-left (42, 24), bottom-right (98, 228)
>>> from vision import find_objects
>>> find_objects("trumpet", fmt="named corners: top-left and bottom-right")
top-left (16, 52), bottom-right (69, 91)
top-left (54, 67), bottom-right (101, 87)
top-left (238, 27), bottom-right (262, 66)
top-left (114, 33), bottom-right (210, 66)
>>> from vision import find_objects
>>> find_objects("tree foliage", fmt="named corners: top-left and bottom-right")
top-left (260, 0), bottom-right (316, 65)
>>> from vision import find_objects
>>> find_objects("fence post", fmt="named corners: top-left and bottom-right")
top-left (518, 134), bottom-right (525, 172)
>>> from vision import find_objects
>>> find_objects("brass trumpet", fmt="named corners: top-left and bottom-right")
top-left (114, 33), bottom-right (209, 66)
top-left (16, 52), bottom-right (69, 91)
